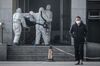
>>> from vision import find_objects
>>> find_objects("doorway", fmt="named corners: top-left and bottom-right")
top-left (13, 0), bottom-right (71, 45)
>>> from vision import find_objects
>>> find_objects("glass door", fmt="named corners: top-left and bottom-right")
top-left (13, 0), bottom-right (71, 45)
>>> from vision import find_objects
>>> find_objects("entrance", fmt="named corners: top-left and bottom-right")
top-left (13, 0), bottom-right (71, 45)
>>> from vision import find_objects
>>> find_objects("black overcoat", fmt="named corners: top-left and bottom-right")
top-left (70, 22), bottom-right (87, 43)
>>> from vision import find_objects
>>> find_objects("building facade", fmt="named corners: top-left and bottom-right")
top-left (0, 0), bottom-right (100, 45)
top-left (0, 0), bottom-right (100, 61)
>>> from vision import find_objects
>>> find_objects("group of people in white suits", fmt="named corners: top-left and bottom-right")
top-left (13, 4), bottom-right (53, 46)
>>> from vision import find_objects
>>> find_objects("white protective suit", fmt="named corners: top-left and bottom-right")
top-left (45, 4), bottom-right (53, 43)
top-left (13, 8), bottom-right (27, 44)
top-left (29, 7), bottom-right (49, 45)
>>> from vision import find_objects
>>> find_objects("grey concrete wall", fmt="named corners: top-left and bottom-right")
top-left (71, 0), bottom-right (86, 45)
top-left (0, 0), bottom-right (13, 45)
top-left (71, 0), bottom-right (86, 24)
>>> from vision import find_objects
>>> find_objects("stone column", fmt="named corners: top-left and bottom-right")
top-left (0, 0), bottom-right (13, 45)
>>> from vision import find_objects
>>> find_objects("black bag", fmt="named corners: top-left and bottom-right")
top-left (25, 18), bottom-right (36, 27)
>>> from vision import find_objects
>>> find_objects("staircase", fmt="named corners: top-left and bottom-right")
top-left (7, 46), bottom-right (74, 61)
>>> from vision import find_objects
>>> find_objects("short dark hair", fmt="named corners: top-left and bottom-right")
top-left (76, 16), bottom-right (81, 19)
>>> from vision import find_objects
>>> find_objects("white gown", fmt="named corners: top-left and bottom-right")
top-left (13, 13), bottom-right (26, 44)
top-left (31, 12), bottom-right (49, 45)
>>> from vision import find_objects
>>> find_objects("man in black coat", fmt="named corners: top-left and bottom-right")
top-left (70, 16), bottom-right (87, 65)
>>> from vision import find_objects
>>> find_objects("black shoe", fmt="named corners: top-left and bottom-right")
top-left (80, 62), bottom-right (83, 65)
top-left (75, 61), bottom-right (80, 65)
top-left (75, 63), bottom-right (80, 65)
top-left (80, 60), bottom-right (83, 65)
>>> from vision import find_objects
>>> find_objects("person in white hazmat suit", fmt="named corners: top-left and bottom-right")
top-left (45, 4), bottom-right (53, 44)
top-left (13, 8), bottom-right (27, 45)
top-left (29, 7), bottom-right (49, 46)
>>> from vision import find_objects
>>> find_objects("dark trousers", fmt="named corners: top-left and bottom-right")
top-left (74, 41), bottom-right (84, 61)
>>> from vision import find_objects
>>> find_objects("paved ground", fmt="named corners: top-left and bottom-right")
top-left (0, 61), bottom-right (100, 66)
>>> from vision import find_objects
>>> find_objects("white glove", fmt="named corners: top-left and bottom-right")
top-left (29, 11), bottom-right (34, 15)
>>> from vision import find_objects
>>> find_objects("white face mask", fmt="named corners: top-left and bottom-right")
top-left (76, 21), bottom-right (81, 24)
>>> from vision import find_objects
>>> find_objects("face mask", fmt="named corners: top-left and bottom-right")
top-left (76, 21), bottom-right (81, 24)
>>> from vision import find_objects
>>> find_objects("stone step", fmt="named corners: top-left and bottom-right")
top-left (7, 46), bottom-right (74, 53)
top-left (7, 46), bottom-right (74, 61)
top-left (7, 55), bottom-right (74, 61)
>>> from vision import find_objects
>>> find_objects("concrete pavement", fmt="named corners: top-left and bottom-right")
top-left (0, 61), bottom-right (100, 66)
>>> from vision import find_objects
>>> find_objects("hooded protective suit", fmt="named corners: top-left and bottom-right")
top-left (29, 7), bottom-right (49, 45)
top-left (45, 4), bottom-right (53, 43)
top-left (13, 8), bottom-right (27, 44)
